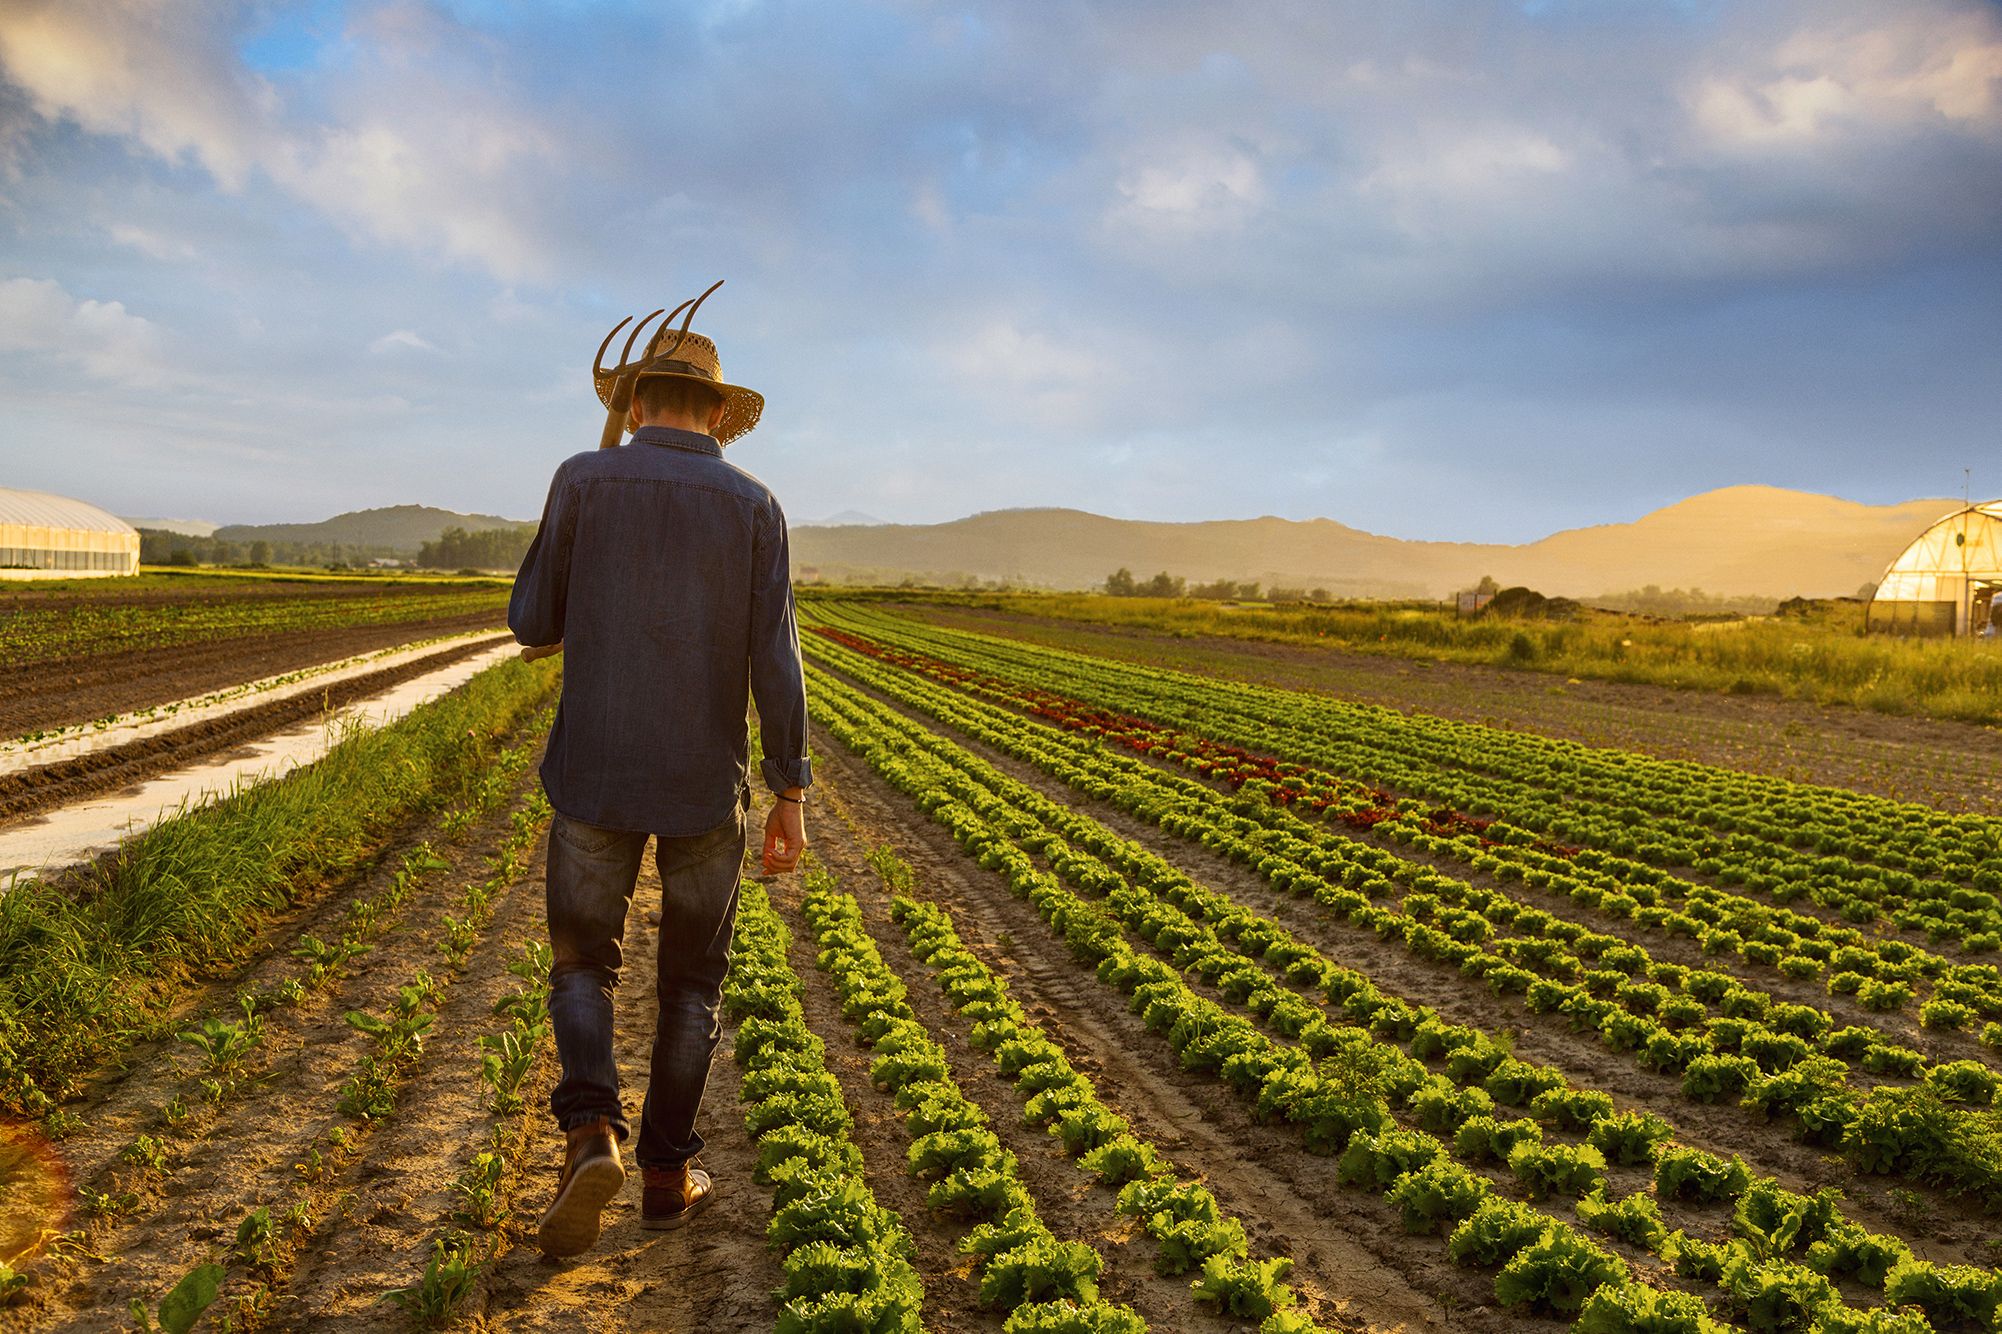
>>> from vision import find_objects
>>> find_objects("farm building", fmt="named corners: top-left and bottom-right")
top-left (1866, 500), bottom-right (2002, 636)
top-left (0, 487), bottom-right (141, 578)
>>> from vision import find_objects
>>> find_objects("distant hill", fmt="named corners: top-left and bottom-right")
top-left (790, 486), bottom-right (1961, 601)
top-left (123, 516), bottom-right (217, 537)
top-left (798, 509), bottom-right (886, 527)
top-left (216, 505), bottom-right (535, 554)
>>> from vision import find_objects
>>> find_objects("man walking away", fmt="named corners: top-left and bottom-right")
top-left (509, 301), bottom-right (811, 1258)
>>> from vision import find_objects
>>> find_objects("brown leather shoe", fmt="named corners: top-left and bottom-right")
top-left (535, 1116), bottom-right (626, 1257)
top-left (640, 1159), bottom-right (714, 1230)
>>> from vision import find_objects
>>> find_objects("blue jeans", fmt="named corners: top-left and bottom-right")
top-left (544, 802), bottom-right (747, 1169)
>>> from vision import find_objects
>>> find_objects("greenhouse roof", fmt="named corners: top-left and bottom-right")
top-left (0, 487), bottom-right (140, 536)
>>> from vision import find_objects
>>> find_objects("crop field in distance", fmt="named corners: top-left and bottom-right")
top-left (2, 579), bottom-right (2000, 1333)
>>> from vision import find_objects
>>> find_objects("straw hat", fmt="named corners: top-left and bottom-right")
top-left (594, 330), bottom-right (764, 445)
top-left (590, 281), bottom-right (764, 448)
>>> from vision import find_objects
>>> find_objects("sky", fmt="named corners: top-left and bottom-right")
top-left (0, 1), bottom-right (1998, 544)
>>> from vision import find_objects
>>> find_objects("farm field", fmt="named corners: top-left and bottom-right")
top-left (863, 596), bottom-right (2002, 819)
top-left (1, 572), bottom-right (511, 739)
top-left (857, 589), bottom-right (2002, 731)
top-left (4, 596), bottom-right (2001, 1332)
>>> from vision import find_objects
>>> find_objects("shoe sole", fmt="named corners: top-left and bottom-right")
top-left (535, 1156), bottom-right (626, 1257)
top-left (640, 1184), bottom-right (717, 1231)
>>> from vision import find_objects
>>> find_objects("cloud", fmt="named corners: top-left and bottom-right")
top-left (0, 0), bottom-right (567, 280)
top-left (368, 328), bottom-right (438, 355)
top-left (0, 0), bottom-right (1997, 538)
top-left (0, 276), bottom-right (165, 383)
top-left (106, 223), bottom-right (197, 262)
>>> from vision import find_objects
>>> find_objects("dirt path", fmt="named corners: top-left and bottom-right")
top-left (888, 603), bottom-right (2002, 817)
top-left (474, 838), bottom-right (781, 1334)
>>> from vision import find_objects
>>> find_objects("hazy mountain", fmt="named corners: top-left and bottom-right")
top-left (790, 486), bottom-right (1962, 600)
top-left (798, 509), bottom-right (886, 527)
top-left (215, 505), bottom-right (535, 553)
top-left (122, 516), bottom-right (218, 537)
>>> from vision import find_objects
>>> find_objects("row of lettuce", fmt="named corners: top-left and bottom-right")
top-left (800, 621), bottom-right (2002, 1206)
top-left (809, 615), bottom-right (2002, 1035)
top-left (795, 646), bottom-right (2002, 1332)
top-left (814, 601), bottom-right (2002, 952)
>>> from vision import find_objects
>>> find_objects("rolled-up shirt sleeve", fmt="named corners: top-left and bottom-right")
top-left (748, 499), bottom-right (811, 793)
top-left (508, 461), bottom-right (575, 647)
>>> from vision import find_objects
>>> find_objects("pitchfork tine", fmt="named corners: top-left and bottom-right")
top-left (619, 309), bottom-right (666, 367)
top-left (654, 280), bottom-right (725, 363)
top-left (643, 296), bottom-right (703, 360)
top-left (593, 316), bottom-right (634, 378)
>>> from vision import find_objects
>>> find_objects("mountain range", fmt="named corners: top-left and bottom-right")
top-left (213, 504), bottom-right (535, 550)
top-left (174, 487), bottom-right (1963, 600)
top-left (788, 486), bottom-right (1960, 600)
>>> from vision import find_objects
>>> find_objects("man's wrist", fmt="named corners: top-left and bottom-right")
top-left (776, 785), bottom-right (806, 805)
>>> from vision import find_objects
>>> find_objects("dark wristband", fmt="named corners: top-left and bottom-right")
top-left (775, 792), bottom-right (805, 804)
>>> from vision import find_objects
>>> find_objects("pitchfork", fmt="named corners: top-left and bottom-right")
top-left (592, 278), bottom-right (725, 450)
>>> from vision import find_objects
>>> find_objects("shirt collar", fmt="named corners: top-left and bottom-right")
top-left (631, 425), bottom-right (722, 457)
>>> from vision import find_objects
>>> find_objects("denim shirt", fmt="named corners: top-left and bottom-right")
top-left (508, 425), bottom-right (812, 836)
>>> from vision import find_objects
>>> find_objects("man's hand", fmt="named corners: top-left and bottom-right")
top-left (762, 789), bottom-right (806, 874)
top-left (520, 642), bottom-right (563, 663)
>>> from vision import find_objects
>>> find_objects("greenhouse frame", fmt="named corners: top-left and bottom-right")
top-left (1866, 500), bottom-right (2002, 637)
top-left (0, 487), bottom-right (142, 579)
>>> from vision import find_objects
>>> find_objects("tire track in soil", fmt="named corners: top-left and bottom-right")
top-left (819, 669), bottom-right (2002, 1268)
top-left (805, 718), bottom-right (1485, 1334)
top-left (23, 775), bottom-right (552, 1332)
top-left (475, 830), bottom-right (781, 1334)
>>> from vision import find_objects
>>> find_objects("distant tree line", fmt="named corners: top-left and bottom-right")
top-left (139, 529), bottom-right (398, 568)
top-left (416, 526), bottom-right (534, 570)
top-left (1102, 568), bottom-right (1331, 602)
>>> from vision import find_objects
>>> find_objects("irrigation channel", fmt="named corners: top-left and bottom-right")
top-left (0, 633), bottom-right (517, 882)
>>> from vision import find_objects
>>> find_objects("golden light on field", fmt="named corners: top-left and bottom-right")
top-left (0, 1120), bottom-right (71, 1267)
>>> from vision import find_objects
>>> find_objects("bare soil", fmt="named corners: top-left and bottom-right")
top-left (2, 610), bottom-right (508, 740)
top-left (0, 634), bottom-right (511, 824)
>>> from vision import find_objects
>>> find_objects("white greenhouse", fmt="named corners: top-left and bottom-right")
top-left (0, 488), bottom-right (142, 579)
top-left (1866, 500), bottom-right (2002, 637)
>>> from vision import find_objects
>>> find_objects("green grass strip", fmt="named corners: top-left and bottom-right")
top-left (0, 656), bottom-right (560, 1115)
